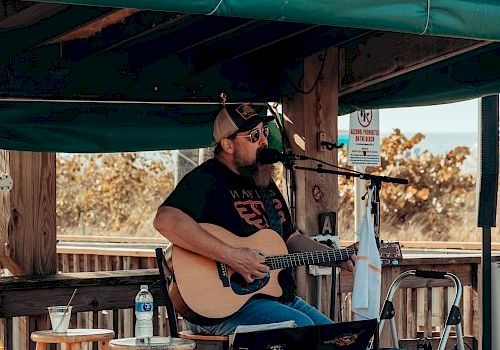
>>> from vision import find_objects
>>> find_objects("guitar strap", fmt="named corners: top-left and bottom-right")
top-left (259, 188), bottom-right (284, 237)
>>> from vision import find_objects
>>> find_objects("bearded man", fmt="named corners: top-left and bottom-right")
top-left (154, 103), bottom-right (355, 336)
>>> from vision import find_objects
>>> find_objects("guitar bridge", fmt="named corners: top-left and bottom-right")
top-left (216, 261), bottom-right (230, 287)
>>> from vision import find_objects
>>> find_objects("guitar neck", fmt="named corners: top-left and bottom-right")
top-left (264, 247), bottom-right (356, 270)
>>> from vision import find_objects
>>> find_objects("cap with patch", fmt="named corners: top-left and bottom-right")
top-left (213, 103), bottom-right (274, 143)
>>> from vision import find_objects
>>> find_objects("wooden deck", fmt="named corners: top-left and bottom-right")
top-left (0, 243), bottom-right (498, 349)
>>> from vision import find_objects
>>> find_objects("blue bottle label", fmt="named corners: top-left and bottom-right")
top-left (135, 302), bottom-right (153, 312)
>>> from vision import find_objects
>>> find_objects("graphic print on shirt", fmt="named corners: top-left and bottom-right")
top-left (230, 188), bottom-right (286, 229)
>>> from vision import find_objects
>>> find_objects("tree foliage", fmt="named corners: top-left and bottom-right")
top-left (57, 152), bottom-right (174, 236)
top-left (57, 130), bottom-right (482, 241)
top-left (338, 129), bottom-right (476, 240)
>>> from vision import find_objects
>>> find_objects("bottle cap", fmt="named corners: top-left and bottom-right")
top-left (140, 284), bottom-right (148, 290)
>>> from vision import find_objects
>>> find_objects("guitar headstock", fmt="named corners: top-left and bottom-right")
top-left (0, 173), bottom-right (13, 192)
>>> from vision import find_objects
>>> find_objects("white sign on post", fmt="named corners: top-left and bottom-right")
top-left (348, 110), bottom-right (381, 166)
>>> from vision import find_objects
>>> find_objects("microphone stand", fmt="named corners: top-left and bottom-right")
top-left (289, 162), bottom-right (407, 248)
top-left (283, 161), bottom-right (408, 350)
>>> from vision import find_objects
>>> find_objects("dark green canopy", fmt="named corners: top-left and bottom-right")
top-left (0, 101), bottom-right (284, 152)
top-left (1, 1), bottom-right (500, 152)
top-left (2, 42), bottom-right (500, 152)
top-left (0, 102), bottom-right (216, 152)
top-left (33, 0), bottom-right (500, 41)
top-left (339, 44), bottom-right (500, 114)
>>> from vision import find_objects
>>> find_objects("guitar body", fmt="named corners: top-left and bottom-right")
top-left (169, 223), bottom-right (288, 325)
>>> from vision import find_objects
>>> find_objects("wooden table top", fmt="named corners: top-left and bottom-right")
top-left (109, 337), bottom-right (196, 349)
top-left (31, 329), bottom-right (114, 343)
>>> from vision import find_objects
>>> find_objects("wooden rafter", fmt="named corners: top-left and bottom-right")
top-left (45, 8), bottom-right (139, 44)
top-left (339, 32), bottom-right (492, 96)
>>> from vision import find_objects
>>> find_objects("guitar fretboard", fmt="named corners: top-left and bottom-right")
top-left (264, 247), bottom-right (356, 270)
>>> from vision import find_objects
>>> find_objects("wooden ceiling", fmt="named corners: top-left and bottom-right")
top-left (0, 0), bottom-right (494, 104)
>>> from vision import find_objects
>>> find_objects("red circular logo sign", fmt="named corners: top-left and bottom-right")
top-left (358, 111), bottom-right (372, 127)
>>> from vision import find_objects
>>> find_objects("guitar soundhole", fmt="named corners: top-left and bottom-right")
top-left (230, 272), bottom-right (270, 295)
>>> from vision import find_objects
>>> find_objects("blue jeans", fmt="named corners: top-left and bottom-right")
top-left (188, 296), bottom-right (333, 336)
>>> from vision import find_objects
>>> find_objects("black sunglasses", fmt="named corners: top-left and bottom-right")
top-left (234, 125), bottom-right (270, 143)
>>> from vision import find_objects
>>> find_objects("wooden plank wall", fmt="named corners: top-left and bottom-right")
top-left (284, 46), bottom-right (339, 315)
top-left (0, 151), bottom-right (57, 350)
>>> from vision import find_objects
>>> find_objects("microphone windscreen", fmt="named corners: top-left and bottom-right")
top-left (257, 148), bottom-right (283, 164)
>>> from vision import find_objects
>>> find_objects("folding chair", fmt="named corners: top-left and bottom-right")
top-left (155, 247), bottom-right (229, 350)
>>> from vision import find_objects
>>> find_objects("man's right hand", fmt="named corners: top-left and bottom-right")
top-left (225, 247), bottom-right (270, 283)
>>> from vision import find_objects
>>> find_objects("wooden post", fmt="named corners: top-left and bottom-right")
top-left (0, 150), bottom-right (56, 350)
top-left (283, 47), bottom-right (339, 316)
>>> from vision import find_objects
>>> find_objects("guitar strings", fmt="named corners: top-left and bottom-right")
top-left (264, 247), bottom-right (356, 269)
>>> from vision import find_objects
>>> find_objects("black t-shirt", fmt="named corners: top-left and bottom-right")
top-left (161, 158), bottom-right (296, 301)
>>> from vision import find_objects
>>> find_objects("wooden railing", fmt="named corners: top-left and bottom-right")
top-left (57, 235), bottom-right (500, 250)
top-left (0, 269), bottom-right (189, 350)
top-left (337, 254), bottom-right (493, 349)
top-left (54, 243), bottom-right (498, 349)
top-left (0, 239), bottom-right (498, 350)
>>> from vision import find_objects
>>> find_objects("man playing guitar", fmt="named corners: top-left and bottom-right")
top-left (154, 102), bottom-right (356, 336)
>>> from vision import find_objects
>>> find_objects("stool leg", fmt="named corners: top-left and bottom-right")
top-left (35, 343), bottom-right (47, 350)
top-left (100, 341), bottom-right (109, 350)
top-left (68, 343), bottom-right (80, 350)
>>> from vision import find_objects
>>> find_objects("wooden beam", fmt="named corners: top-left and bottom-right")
top-left (339, 32), bottom-right (492, 96)
top-left (125, 16), bottom-right (255, 69)
top-left (0, 3), bottom-right (67, 30)
top-left (4, 151), bottom-right (57, 275)
top-left (0, 6), bottom-right (112, 59)
top-left (0, 151), bottom-right (56, 349)
top-left (185, 21), bottom-right (314, 71)
top-left (56, 246), bottom-right (155, 257)
top-left (284, 46), bottom-right (339, 316)
top-left (58, 11), bottom-right (188, 61)
top-left (0, 269), bottom-right (160, 318)
top-left (0, 150), bottom-right (23, 275)
top-left (57, 236), bottom-right (500, 251)
top-left (45, 8), bottom-right (140, 44)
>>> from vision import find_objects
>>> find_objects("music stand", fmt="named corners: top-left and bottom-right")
top-left (231, 319), bottom-right (377, 350)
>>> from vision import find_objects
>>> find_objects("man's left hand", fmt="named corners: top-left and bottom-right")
top-left (338, 242), bottom-right (358, 272)
top-left (338, 255), bottom-right (356, 272)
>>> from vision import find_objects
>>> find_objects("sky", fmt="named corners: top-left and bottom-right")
top-left (339, 98), bottom-right (479, 134)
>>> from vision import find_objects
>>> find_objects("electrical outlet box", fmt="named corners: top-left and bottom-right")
top-left (309, 265), bottom-right (333, 276)
top-left (318, 132), bottom-right (326, 151)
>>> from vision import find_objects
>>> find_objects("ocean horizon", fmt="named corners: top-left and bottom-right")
top-left (339, 131), bottom-right (477, 154)
top-left (339, 131), bottom-right (478, 173)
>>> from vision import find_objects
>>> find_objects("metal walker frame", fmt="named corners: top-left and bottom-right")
top-left (378, 269), bottom-right (465, 350)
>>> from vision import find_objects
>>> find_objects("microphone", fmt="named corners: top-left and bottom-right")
top-left (257, 148), bottom-right (306, 164)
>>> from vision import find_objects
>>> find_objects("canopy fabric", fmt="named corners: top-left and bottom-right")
top-left (0, 101), bottom-right (283, 152)
top-left (0, 102), bottom-right (216, 152)
top-left (2, 1), bottom-right (500, 152)
top-left (33, 0), bottom-right (500, 41)
top-left (1, 43), bottom-right (499, 152)
top-left (339, 43), bottom-right (500, 114)
top-left (1, 44), bottom-right (499, 152)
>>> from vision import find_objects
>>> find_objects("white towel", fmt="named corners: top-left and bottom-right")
top-left (351, 188), bottom-right (382, 320)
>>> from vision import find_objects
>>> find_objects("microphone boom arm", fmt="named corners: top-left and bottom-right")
top-left (289, 164), bottom-right (408, 185)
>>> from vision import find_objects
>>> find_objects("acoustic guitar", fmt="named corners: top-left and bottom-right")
top-left (167, 223), bottom-right (356, 325)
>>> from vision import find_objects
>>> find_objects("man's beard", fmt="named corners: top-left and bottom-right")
top-left (235, 147), bottom-right (274, 187)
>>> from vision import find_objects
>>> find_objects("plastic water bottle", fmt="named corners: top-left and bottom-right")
top-left (135, 284), bottom-right (154, 339)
